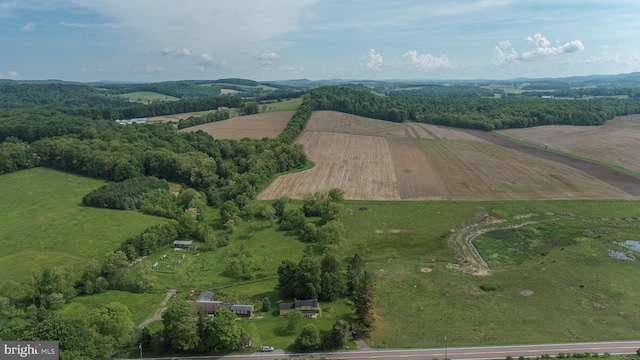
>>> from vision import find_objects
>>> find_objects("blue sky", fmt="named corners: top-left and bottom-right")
top-left (1, 0), bottom-right (639, 82)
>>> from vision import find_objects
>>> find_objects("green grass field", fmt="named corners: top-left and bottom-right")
top-left (6, 167), bottom-right (640, 351)
top-left (0, 168), bottom-right (166, 289)
top-left (121, 198), bottom-right (640, 350)
top-left (261, 98), bottom-right (303, 112)
top-left (118, 91), bottom-right (180, 103)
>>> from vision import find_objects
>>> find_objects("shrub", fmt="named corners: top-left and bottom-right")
top-left (480, 283), bottom-right (497, 291)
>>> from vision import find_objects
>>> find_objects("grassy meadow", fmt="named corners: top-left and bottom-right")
top-left (118, 91), bottom-right (180, 103)
top-left (4, 167), bottom-right (640, 351)
top-left (0, 168), bottom-right (166, 289)
top-left (123, 198), bottom-right (640, 350)
top-left (261, 97), bottom-right (304, 112)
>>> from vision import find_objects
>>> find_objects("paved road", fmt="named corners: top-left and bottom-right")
top-left (121, 340), bottom-right (640, 360)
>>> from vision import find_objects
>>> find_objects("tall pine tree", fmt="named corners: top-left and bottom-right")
top-left (350, 271), bottom-right (378, 336)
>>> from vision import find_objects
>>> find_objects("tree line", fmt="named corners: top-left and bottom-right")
top-left (308, 86), bottom-right (640, 130)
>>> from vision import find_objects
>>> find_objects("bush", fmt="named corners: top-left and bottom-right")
top-left (480, 283), bottom-right (497, 291)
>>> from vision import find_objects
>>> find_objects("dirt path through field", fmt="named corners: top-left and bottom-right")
top-left (458, 129), bottom-right (640, 196)
top-left (138, 289), bottom-right (177, 328)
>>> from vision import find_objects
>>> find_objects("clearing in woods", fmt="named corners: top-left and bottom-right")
top-left (179, 111), bottom-right (294, 140)
top-left (498, 114), bottom-right (640, 174)
top-left (258, 110), bottom-right (639, 200)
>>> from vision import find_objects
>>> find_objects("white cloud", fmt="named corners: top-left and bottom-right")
top-left (491, 41), bottom-right (518, 66)
top-left (497, 40), bottom-right (512, 49)
top-left (178, 48), bottom-right (191, 57)
top-left (134, 65), bottom-right (172, 74)
top-left (491, 33), bottom-right (585, 66)
top-left (60, 22), bottom-right (91, 28)
top-left (80, 67), bottom-right (87, 72)
top-left (198, 53), bottom-right (221, 67)
top-left (254, 52), bottom-right (281, 67)
top-left (525, 33), bottom-right (550, 48)
top-left (8, 70), bottom-right (20, 79)
top-left (402, 50), bottom-right (453, 71)
top-left (361, 49), bottom-right (383, 70)
top-left (21, 22), bottom-right (37, 31)
top-left (160, 48), bottom-right (172, 56)
top-left (581, 52), bottom-right (639, 67)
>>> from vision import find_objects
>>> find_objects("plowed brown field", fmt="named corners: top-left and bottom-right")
top-left (499, 115), bottom-right (640, 174)
top-left (180, 111), bottom-right (293, 140)
top-left (258, 111), bottom-right (640, 200)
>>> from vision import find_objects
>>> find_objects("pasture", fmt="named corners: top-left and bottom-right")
top-left (0, 168), bottom-right (166, 289)
top-left (113, 198), bottom-right (640, 349)
top-left (499, 114), bottom-right (640, 174)
top-left (180, 111), bottom-right (294, 140)
top-left (117, 91), bottom-right (179, 103)
top-left (259, 111), bottom-right (637, 200)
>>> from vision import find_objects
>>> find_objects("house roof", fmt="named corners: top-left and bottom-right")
top-left (279, 302), bottom-right (294, 311)
top-left (190, 301), bottom-right (221, 314)
top-left (173, 240), bottom-right (193, 246)
top-left (295, 299), bottom-right (319, 308)
top-left (230, 304), bottom-right (254, 312)
top-left (196, 291), bottom-right (214, 302)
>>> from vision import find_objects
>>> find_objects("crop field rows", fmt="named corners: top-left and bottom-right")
top-left (259, 111), bottom-right (640, 200)
top-left (180, 111), bottom-right (294, 140)
top-left (499, 114), bottom-right (640, 174)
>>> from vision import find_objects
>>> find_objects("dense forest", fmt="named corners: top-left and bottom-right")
top-left (0, 83), bottom-right (133, 108)
top-left (309, 86), bottom-right (640, 130)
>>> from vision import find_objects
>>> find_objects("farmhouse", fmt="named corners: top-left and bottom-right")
top-left (189, 292), bottom-right (254, 318)
top-left (173, 240), bottom-right (193, 249)
top-left (279, 299), bottom-right (320, 318)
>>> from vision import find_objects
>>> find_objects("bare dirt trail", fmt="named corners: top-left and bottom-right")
top-left (138, 289), bottom-right (177, 328)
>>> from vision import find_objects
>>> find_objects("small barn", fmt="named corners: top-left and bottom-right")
top-left (173, 240), bottom-right (193, 249)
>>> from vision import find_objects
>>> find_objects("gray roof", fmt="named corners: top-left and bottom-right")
top-left (231, 304), bottom-right (254, 312)
top-left (173, 240), bottom-right (193, 246)
top-left (295, 299), bottom-right (319, 308)
top-left (279, 302), bottom-right (294, 311)
top-left (196, 291), bottom-right (214, 302)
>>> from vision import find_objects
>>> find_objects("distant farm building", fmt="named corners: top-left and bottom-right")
top-left (173, 240), bottom-right (193, 249)
top-left (217, 106), bottom-right (229, 111)
top-left (114, 118), bottom-right (148, 125)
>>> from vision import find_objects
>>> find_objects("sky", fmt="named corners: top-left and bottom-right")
top-left (1, 0), bottom-right (640, 82)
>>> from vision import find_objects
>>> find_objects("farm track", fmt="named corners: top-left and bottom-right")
top-left (459, 129), bottom-right (640, 196)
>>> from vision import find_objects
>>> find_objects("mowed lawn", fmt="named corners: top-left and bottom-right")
top-left (0, 168), bottom-right (166, 287)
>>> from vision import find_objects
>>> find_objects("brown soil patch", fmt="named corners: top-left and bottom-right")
top-left (259, 111), bottom-right (640, 200)
top-left (462, 128), bottom-right (640, 196)
top-left (387, 137), bottom-right (449, 199)
top-left (148, 110), bottom-right (213, 123)
top-left (420, 267), bottom-right (432, 273)
top-left (388, 229), bottom-right (407, 234)
top-left (257, 132), bottom-right (400, 200)
top-left (220, 88), bottom-right (239, 95)
top-left (499, 115), bottom-right (640, 174)
top-left (181, 111), bottom-right (293, 140)
top-left (520, 290), bottom-right (534, 297)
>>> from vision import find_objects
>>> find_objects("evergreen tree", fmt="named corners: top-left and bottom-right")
top-left (262, 297), bottom-right (271, 312)
top-left (347, 253), bottom-right (365, 295)
top-left (351, 271), bottom-right (378, 336)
